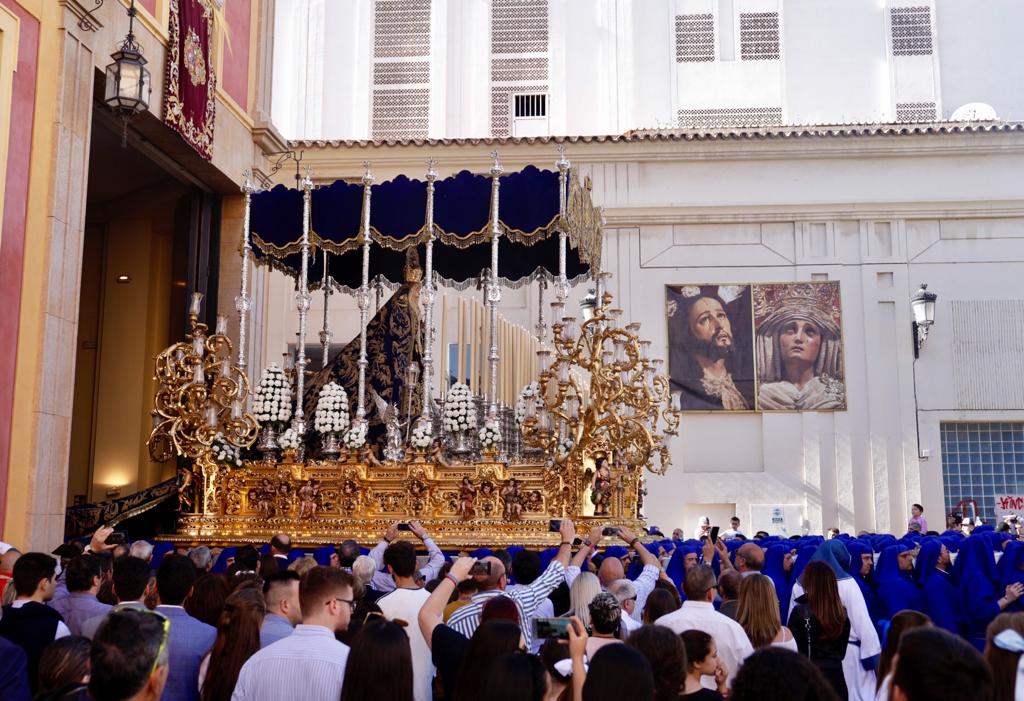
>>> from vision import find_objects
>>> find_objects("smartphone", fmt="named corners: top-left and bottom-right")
top-left (469, 561), bottom-right (492, 575)
top-left (397, 523), bottom-right (412, 532)
top-left (105, 531), bottom-right (128, 546)
top-left (548, 519), bottom-right (562, 532)
top-left (532, 617), bottom-right (572, 641)
top-left (602, 526), bottom-right (619, 537)
top-left (709, 526), bottom-right (720, 544)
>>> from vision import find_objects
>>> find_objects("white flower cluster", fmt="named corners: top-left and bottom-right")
top-left (557, 436), bottom-right (575, 460)
top-left (410, 422), bottom-right (433, 449)
top-left (343, 421), bottom-right (367, 449)
top-left (253, 364), bottom-right (292, 425)
top-left (212, 433), bottom-right (242, 468)
top-left (478, 421), bottom-right (502, 450)
top-left (279, 428), bottom-right (300, 451)
top-left (443, 383), bottom-right (477, 433)
top-left (515, 382), bottom-right (543, 425)
top-left (314, 382), bottom-right (350, 434)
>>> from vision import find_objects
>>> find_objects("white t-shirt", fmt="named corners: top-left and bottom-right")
top-left (377, 587), bottom-right (434, 701)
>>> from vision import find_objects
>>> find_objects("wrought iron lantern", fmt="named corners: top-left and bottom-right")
top-left (911, 283), bottom-right (937, 357)
top-left (104, 0), bottom-right (151, 146)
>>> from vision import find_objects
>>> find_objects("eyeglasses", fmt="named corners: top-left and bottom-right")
top-left (330, 597), bottom-right (356, 612)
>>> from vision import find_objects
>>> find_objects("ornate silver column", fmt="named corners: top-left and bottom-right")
top-left (420, 159), bottom-right (438, 419)
top-left (486, 151), bottom-right (503, 419)
top-left (555, 144), bottom-right (571, 304)
top-left (534, 279), bottom-right (547, 343)
top-left (319, 250), bottom-right (332, 369)
top-left (355, 162), bottom-right (375, 423)
top-left (236, 171), bottom-right (255, 374)
top-left (292, 168), bottom-right (314, 436)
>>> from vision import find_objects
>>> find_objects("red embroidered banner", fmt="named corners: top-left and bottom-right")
top-left (163, 0), bottom-right (216, 160)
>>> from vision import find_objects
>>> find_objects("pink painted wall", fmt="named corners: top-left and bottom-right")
top-left (138, 0), bottom-right (157, 18)
top-left (222, 0), bottom-right (251, 109)
top-left (0, 0), bottom-right (39, 524)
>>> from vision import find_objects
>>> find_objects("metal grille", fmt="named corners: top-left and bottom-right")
top-left (491, 0), bottom-right (549, 53)
top-left (372, 88), bottom-right (429, 140)
top-left (895, 101), bottom-right (937, 122)
top-left (514, 93), bottom-right (547, 117)
top-left (890, 6), bottom-right (932, 56)
top-left (740, 12), bottom-right (780, 61)
top-left (373, 61), bottom-right (430, 85)
top-left (677, 106), bottom-right (783, 128)
top-left (491, 85), bottom-right (545, 136)
top-left (491, 57), bottom-right (549, 82)
top-left (675, 13), bottom-right (714, 62)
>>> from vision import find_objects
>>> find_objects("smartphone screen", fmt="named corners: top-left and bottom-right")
top-left (709, 526), bottom-right (720, 543)
top-left (602, 526), bottom-right (619, 537)
top-left (397, 523), bottom-right (412, 531)
top-left (549, 519), bottom-right (561, 532)
top-left (469, 561), bottom-right (492, 575)
top-left (532, 617), bottom-right (571, 641)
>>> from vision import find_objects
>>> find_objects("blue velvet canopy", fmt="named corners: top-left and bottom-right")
top-left (248, 165), bottom-right (603, 291)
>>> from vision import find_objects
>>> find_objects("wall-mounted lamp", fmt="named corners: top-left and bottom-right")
top-left (911, 283), bottom-right (937, 358)
top-left (115, 274), bottom-right (131, 284)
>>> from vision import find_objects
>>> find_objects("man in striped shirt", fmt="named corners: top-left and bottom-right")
top-left (565, 525), bottom-right (663, 623)
top-left (447, 518), bottom-right (576, 649)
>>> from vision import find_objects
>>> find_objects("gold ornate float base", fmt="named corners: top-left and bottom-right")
top-left (170, 454), bottom-right (648, 550)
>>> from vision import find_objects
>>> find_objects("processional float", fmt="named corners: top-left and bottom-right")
top-left (149, 150), bottom-right (681, 547)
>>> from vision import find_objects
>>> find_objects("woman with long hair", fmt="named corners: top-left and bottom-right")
top-left (738, 573), bottom-right (797, 651)
top-left (200, 587), bottom-right (266, 701)
top-left (984, 612), bottom-right (1024, 701)
top-left (185, 573), bottom-right (230, 628)
top-left (875, 610), bottom-right (931, 701)
top-left (642, 588), bottom-right (680, 624)
top-left (680, 629), bottom-right (727, 700)
top-left (582, 643), bottom-right (655, 701)
top-left (36, 636), bottom-right (91, 701)
top-left (340, 619), bottom-right (414, 701)
top-left (482, 651), bottom-right (548, 701)
top-left (452, 620), bottom-right (523, 701)
top-left (626, 625), bottom-right (686, 701)
top-left (569, 572), bottom-right (601, 630)
top-left (789, 561), bottom-right (851, 700)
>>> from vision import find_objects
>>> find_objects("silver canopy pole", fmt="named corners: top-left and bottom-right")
top-left (319, 250), bottom-right (332, 369)
top-left (487, 151), bottom-right (503, 420)
top-left (292, 168), bottom-right (314, 436)
top-left (555, 145), bottom-right (570, 304)
top-left (236, 171), bottom-right (255, 374)
top-left (355, 162), bottom-right (374, 423)
top-left (421, 159), bottom-right (438, 418)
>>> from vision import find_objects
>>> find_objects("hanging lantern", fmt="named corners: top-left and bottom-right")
top-left (104, 0), bottom-right (152, 146)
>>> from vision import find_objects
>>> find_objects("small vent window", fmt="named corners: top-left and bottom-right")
top-left (514, 93), bottom-right (547, 118)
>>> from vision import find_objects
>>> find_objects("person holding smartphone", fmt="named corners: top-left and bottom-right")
top-left (366, 521), bottom-right (444, 595)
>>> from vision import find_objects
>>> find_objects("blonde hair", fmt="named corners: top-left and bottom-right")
top-left (570, 572), bottom-right (601, 629)
top-left (737, 574), bottom-right (782, 649)
top-left (288, 556), bottom-right (318, 577)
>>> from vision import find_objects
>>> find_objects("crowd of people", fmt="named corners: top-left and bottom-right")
top-left (0, 507), bottom-right (1021, 700)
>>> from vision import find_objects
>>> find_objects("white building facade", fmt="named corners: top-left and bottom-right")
top-left (259, 1), bottom-right (1024, 535)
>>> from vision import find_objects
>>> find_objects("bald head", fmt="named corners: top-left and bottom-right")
top-left (598, 556), bottom-right (625, 588)
top-left (736, 543), bottom-right (764, 573)
top-left (0, 549), bottom-right (20, 574)
top-left (474, 556), bottom-right (507, 591)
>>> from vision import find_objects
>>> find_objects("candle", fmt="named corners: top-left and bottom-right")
top-left (220, 358), bottom-right (231, 376)
top-left (231, 399), bottom-right (243, 419)
top-left (205, 405), bottom-right (218, 427)
top-left (457, 298), bottom-right (465, 385)
top-left (189, 292), bottom-right (204, 317)
top-left (440, 294), bottom-right (449, 391)
top-left (215, 315), bottom-right (228, 335)
top-left (470, 301), bottom-right (478, 395)
top-left (193, 362), bottom-right (205, 385)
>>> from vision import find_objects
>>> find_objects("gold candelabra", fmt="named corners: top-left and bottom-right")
top-left (522, 291), bottom-right (680, 515)
top-left (148, 292), bottom-right (260, 514)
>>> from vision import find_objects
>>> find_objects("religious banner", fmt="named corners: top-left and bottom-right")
top-left (163, 0), bottom-right (216, 160)
top-left (666, 281), bottom-right (846, 412)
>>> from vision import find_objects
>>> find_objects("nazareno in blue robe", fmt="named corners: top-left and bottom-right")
top-left (874, 544), bottom-right (925, 618)
top-left (844, 540), bottom-right (885, 628)
top-left (762, 543), bottom-right (793, 622)
top-left (996, 540), bottom-right (1024, 613)
top-left (954, 534), bottom-right (1002, 650)
top-left (913, 539), bottom-right (959, 634)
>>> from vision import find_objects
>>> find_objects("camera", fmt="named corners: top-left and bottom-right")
top-left (532, 617), bottom-right (571, 641)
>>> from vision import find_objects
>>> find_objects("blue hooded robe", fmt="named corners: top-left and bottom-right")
top-left (914, 539), bottom-right (959, 634)
top-left (762, 543), bottom-right (793, 622)
top-left (875, 544), bottom-right (925, 618)
top-left (844, 541), bottom-right (885, 627)
top-left (997, 541), bottom-right (1024, 613)
top-left (954, 534), bottom-right (1002, 649)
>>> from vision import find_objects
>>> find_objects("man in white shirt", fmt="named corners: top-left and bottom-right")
top-left (233, 567), bottom-right (355, 701)
top-left (565, 526), bottom-right (662, 623)
top-left (607, 579), bottom-right (642, 633)
top-left (367, 522), bottom-right (444, 594)
top-left (377, 537), bottom-right (434, 701)
top-left (655, 564), bottom-right (753, 689)
top-left (721, 517), bottom-right (745, 541)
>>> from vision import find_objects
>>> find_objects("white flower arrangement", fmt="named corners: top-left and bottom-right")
top-left (443, 383), bottom-right (477, 433)
top-left (212, 433), bottom-right (243, 468)
top-left (515, 382), bottom-right (544, 425)
top-left (478, 420), bottom-right (502, 450)
top-left (557, 435), bottom-right (575, 460)
top-left (314, 382), bottom-right (350, 435)
top-left (343, 421), bottom-right (367, 449)
top-left (279, 428), bottom-right (301, 451)
top-left (410, 422), bottom-right (433, 449)
top-left (253, 364), bottom-right (292, 426)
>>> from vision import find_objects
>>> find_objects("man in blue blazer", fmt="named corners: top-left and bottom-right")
top-left (0, 635), bottom-right (30, 701)
top-left (155, 554), bottom-right (216, 701)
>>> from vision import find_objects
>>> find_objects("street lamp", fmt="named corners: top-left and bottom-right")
top-left (911, 283), bottom-right (937, 358)
top-left (104, 0), bottom-right (152, 147)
